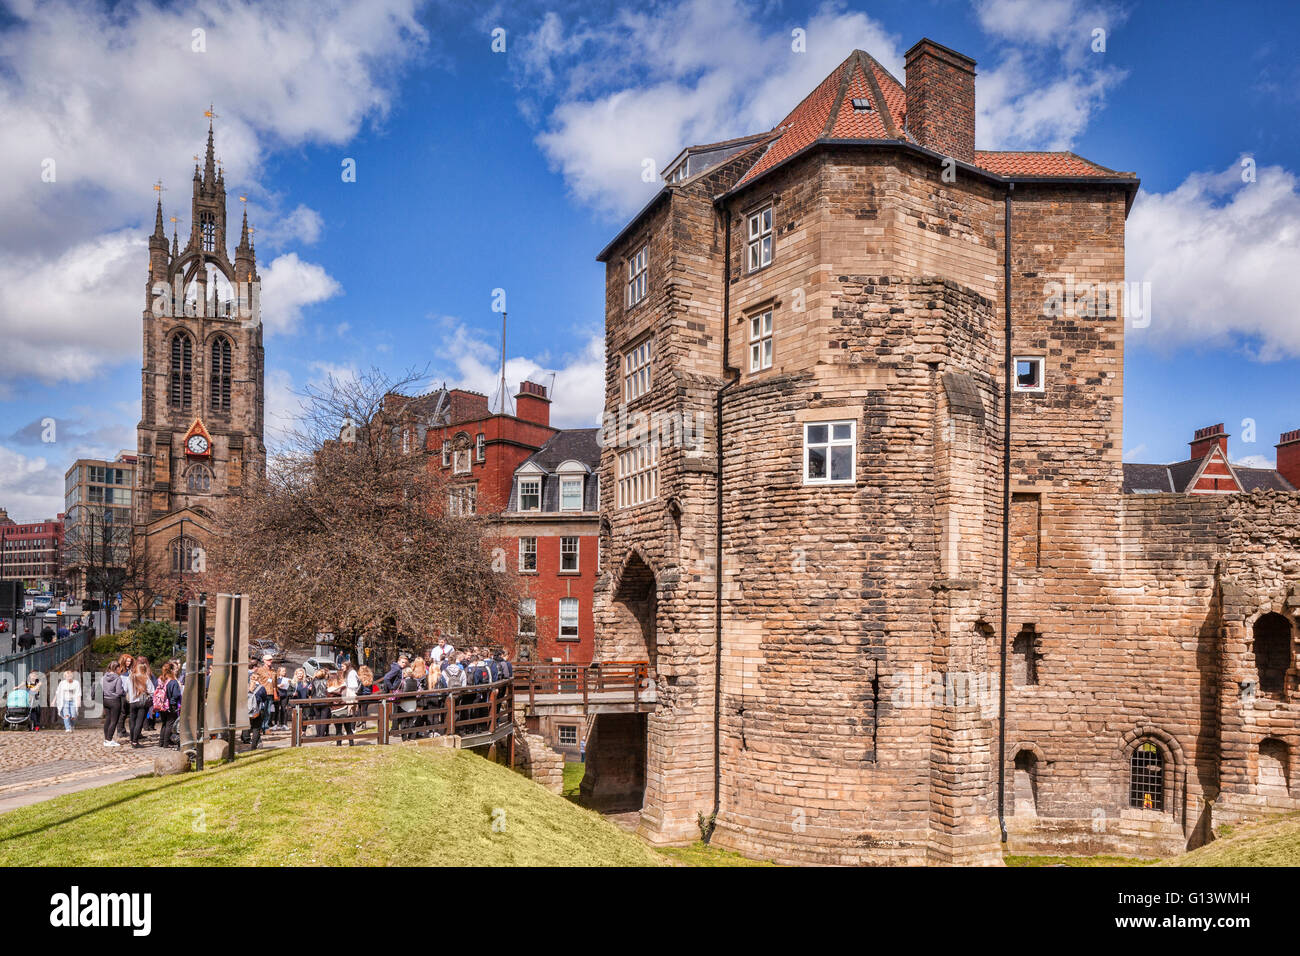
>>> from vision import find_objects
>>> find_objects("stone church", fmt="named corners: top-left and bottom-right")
top-left (584, 39), bottom-right (1300, 864)
top-left (133, 117), bottom-right (266, 619)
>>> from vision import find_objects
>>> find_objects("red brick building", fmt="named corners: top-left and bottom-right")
top-left (1124, 423), bottom-right (1298, 495)
top-left (0, 509), bottom-right (65, 593)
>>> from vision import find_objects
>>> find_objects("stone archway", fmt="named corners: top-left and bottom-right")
top-left (607, 549), bottom-right (658, 666)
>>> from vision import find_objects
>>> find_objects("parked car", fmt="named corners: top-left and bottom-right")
top-left (249, 639), bottom-right (287, 664)
top-left (301, 656), bottom-right (338, 678)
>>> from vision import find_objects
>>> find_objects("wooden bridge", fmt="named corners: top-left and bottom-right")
top-left (513, 661), bottom-right (656, 718)
top-left (286, 661), bottom-right (653, 752)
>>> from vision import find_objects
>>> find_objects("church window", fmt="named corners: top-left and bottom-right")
top-left (187, 465), bottom-right (212, 493)
top-left (201, 212), bottom-right (216, 252)
top-left (210, 336), bottom-right (232, 412)
top-left (169, 332), bottom-right (193, 410)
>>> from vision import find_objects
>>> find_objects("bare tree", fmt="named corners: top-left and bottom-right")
top-left (61, 507), bottom-right (129, 622)
top-left (209, 368), bottom-right (520, 663)
top-left (119, 529), bottom-right (171, 625)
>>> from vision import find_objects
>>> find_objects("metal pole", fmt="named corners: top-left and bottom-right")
top-left (226, 594), bottom-right (241, 757)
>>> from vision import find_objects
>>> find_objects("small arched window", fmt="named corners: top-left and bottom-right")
top-left (170, 535), bottom-right (203, 573)
top-left (210, 336), bottom-right (232, 412)
top-left (169, 332), bottom-right (193, 410)
top-left (186, 465), bottom-right (212, 493)
top-left (1129, 741), bottom-right (1164, 811)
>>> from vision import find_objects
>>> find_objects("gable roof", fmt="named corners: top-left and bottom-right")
top-left (1123, 454), bottom-right (1295, 495)
top-left (517, 428), bottom-right (601, 474)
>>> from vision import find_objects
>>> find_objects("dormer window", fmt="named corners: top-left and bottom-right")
top-left (669, 161), bottom-right (688, 183)
top-left (518, 477), bottom-right (541, 512)
top-left (560, 476), bottom-right (583, 511)
top-left (851, 97), bottom-right (873, 112)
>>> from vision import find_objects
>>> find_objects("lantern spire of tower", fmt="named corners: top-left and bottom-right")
top-left (202, 104), bottom-right (218, 185)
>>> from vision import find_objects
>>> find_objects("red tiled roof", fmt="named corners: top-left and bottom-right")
top-left (972, 151), bottom-right (1119, 177)
top-left (731, 50), bottom-right (1130, 190)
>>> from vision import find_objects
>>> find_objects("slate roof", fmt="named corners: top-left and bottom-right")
top-left (1122, 458), bottom-right (1295, 495)
top-left (506, 428), bottom-right (602, 513)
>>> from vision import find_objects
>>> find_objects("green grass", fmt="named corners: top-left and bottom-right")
top-left (562, 760), bottom-right (585, 800)
top-left (658, 840), bottom-right (778, 867)
top-left (1005, 854), bottom-right (1155, 867)
top-left (1157, 812), bottom-right (1300, 867)
top-left (0, 745), bottom-right (665, 867)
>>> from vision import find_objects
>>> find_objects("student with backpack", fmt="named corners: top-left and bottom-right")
top-left (246, 674), bottom-right (267, 749)
top-left (101, 662), bottom-right (125, 748)
top-left (154, 661), bottom-right (182, 749)
top-left (126, 661), bottom-right (156, 748)
top-left (310, 667), bottom-right (332, 738)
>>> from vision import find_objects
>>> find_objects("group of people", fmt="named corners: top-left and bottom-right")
top-left (239, 638), bottom-right (514, 748)
top-left (8, 618), bottom-right (90, 654)
top-left (99, 652), bottom-right (184, 749)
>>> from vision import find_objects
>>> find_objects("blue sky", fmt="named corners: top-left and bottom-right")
top-left (1, 0), bottom-right (1298, 520)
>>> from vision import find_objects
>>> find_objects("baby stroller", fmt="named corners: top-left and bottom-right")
top-left (4, 687), bottom-right (36, 731)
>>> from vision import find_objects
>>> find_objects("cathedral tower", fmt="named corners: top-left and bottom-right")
top-left (134, 111), bottom-right (266, 611)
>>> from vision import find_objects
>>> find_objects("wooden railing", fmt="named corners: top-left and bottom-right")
top-left (514, 660), bottom-right (652, 710)
top-left (289, 677), bottom-right (515, 749)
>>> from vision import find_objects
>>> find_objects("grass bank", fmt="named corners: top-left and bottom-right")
top-left (0, 745), bottom-right (665, 867)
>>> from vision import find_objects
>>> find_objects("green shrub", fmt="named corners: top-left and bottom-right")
top-left (91, 634), bottom-right (118, 655)
top-left (126, 619), bottom-right (179, 664)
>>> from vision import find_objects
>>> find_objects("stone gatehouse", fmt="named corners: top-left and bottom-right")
top-left (582, 38), bottom-right (1300, 864)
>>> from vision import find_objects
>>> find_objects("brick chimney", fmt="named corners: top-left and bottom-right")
top-left (1277, 429), bottom-right (1300, 489)
top-left (904, 38), bottom-right (976, 164)
top-left (514, 380), bottom-right (550, 427)
top-left (1189, 423), bottom-right (1229, 461)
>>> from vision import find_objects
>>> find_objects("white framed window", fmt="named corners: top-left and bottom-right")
top-left (749, 309), bottom-right (773, 372)
top-left (747, 205), bottom-right (773, 272)
top-left (804, 421), bottom-right (855, 485)
top-left (560, 536), bottom-right (579, 572)
top-left (453, 447), bottom-right (471, 474)
top-left (441, 440), bottom-right (450, 467)
top-left (1013, 356), bottom-right (1046, 393)
top-left (518, 599), bottom-right (536, 637)
top-left (617, 440), bottom-right (659, 507)
top-left (476, 433), bottom-right (486, 462)
top-left (448, 485), bottom-right (477, 515)
top-left (558, 724), bottom-right (578, 745)
top-left (518, 537), bottom-right (537, 572)
top-left (559, 597), bottom-right (579, 640)
top-left (626, 244), bottom-right (647, 308)
top-left (623, 337), bottom-right (653, 402)
top-left (560, 477), bottom-right (583, 511)
top-left (518, 477), bottom-right (541, 512)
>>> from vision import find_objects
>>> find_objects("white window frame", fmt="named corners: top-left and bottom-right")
top-left (518, 537), bottom-right (537, 572)
top-left (558, 597), bottom-right (579, 640)
top-left (476, 433), bottom-right (486, 462)
top-left (623, 337), bottom-right (653, 402)
top-left (747, 205), bottom-right (773, 272)
top-left (448, 485), bottom-right (477, 515)
top-left (626, 244), bottom-right (648, 308)
top-left (749, 309), bottom-right (773, 372)
top-left (560, 477), bottom-right (583, 511)
top-left (518, 599), bottom-right (536, 637)
top-left (558, 724), bottom-right (578, 745)
top-left (560, 536), bottom-right (580, 573)
top-left (803, 420), bottom-right (856, 485)
top-left (518, 477), bottom-right (541, 512)
top-left (441, 440), bottom-right (450, 467)
top-left (617, 440), bottom-right (659, 508)
top-left (1013, 355), bottom-right (1046, 393)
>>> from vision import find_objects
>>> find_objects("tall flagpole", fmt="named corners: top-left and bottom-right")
top-left (499, 311), bottom-right (508, 415)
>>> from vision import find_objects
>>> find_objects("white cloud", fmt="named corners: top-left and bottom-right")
top-left (1126, 161), bottom-right (1300, 360)
top-left (0, 445), bottom-right (64, 524)
top-left (258, 253), bottom-right (343, 336)
top-left (520, 0), bottom-right (903, 217)
top-left (0, 0), bottom-right (426, 386)
top-left (973, 0), bottom-right (1128, 150)
top-left (1233, 454), bottom-right (1277, 470)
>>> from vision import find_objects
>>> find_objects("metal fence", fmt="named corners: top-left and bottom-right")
top-left (0, 630), bottom-right (93, 691)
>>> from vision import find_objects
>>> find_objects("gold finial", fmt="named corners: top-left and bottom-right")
top-left (152, 179), bottom-right (166, 194)
top-left (204, 104), bottom-right (219, 121)
top-left (169, 215), bottom-right (179, 225)
top-left (239, 195), bottom-right (247, 203)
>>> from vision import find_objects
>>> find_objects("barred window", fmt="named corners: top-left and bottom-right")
top-left (617, 440), bottom-right (658, 508)
top-left (623, 337), bottom-right (653, 402)
top-left (1129, 742), bottom-right (1164, 811)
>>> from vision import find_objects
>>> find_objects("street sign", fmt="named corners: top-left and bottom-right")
top-left (23, 599), bottom-right (33, 613)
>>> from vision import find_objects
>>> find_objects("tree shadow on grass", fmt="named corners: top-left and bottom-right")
top-left (0, 750), bottom-right (285, 845)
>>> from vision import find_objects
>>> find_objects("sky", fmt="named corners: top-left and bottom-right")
top-left (1, 0), bottom-right (1298, 521)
